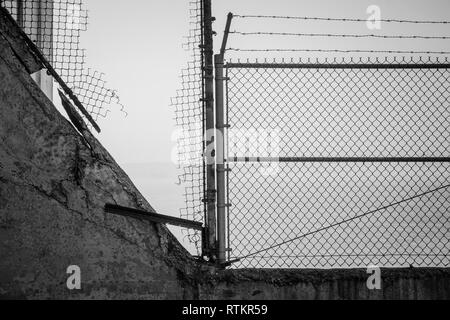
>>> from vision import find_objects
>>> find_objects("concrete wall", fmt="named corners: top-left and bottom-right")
top-left (200, 268), bottom-right (450, 300)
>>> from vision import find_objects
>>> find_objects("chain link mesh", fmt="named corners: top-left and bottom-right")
top-left (1, 0), bottom-right (124, 121)
top-left (225, 57), bottom-right (450, 268)
top-left (171, 0), bottom-right (205, 254)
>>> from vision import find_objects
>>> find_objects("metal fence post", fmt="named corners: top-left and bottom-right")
top-left (215, 13), bottom-right (233, 265)
top-left (215, 53), bottom-right (226, 264)
top-left (202, 0), bottom-right (217, 261)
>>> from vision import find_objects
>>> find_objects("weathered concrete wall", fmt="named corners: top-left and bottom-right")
top-left (200, 268), bottom-right (450, 300)
top-left (0, 26), bottom-right (204, 299)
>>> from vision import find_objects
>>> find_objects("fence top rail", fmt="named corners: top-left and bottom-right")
top-left (228, 157), bottom-right (450, 163)
top-left (225, 62), bottom-right (450, 69)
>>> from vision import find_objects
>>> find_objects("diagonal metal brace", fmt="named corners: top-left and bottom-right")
top-left (104, 204), bottom-right (203, 231)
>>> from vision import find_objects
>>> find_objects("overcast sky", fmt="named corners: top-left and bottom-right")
top-left (79, 0), bottom-right (450, 253)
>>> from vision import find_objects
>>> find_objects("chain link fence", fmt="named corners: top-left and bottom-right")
top-left (225, 58), bottom-right (450, 268)
top-left (171, 0), bottom-right (205, 255)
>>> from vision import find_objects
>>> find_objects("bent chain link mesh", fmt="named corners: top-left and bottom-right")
top-left (225, 57), bottom-right (450, 268)
top-left (1, 0), bottom-right (124, 121)
top-left (171, 0), bottom-right (205, 254)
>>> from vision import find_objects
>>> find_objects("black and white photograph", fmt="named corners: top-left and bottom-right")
top-left (0, 0), bottom-right (448, 308)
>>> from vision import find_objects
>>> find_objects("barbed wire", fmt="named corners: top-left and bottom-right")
top-left (234, 14), bottom-right (450, 24)
top-left (230, 31), bottom-right (450, 40)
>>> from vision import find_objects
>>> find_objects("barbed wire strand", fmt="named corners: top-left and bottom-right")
top-left (232, 183), bottom-right (450, 262)
top-left (234, 14), bottom-right (450, 24)
top-left (230, 31), bottom-right (450, 40)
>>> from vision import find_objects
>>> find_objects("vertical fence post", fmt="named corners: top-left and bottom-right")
top-left (202, 0), bottom-right (217, 261)
top-left (215, 13), bottom-right (233, 265)
top-left (215, 53), bottom-right (226, 264)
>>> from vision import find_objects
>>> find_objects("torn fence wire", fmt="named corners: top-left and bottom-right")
top-left (171, 0), bottom-right (205, 255)
top-left (1, 0), bottom-right (126, 123)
